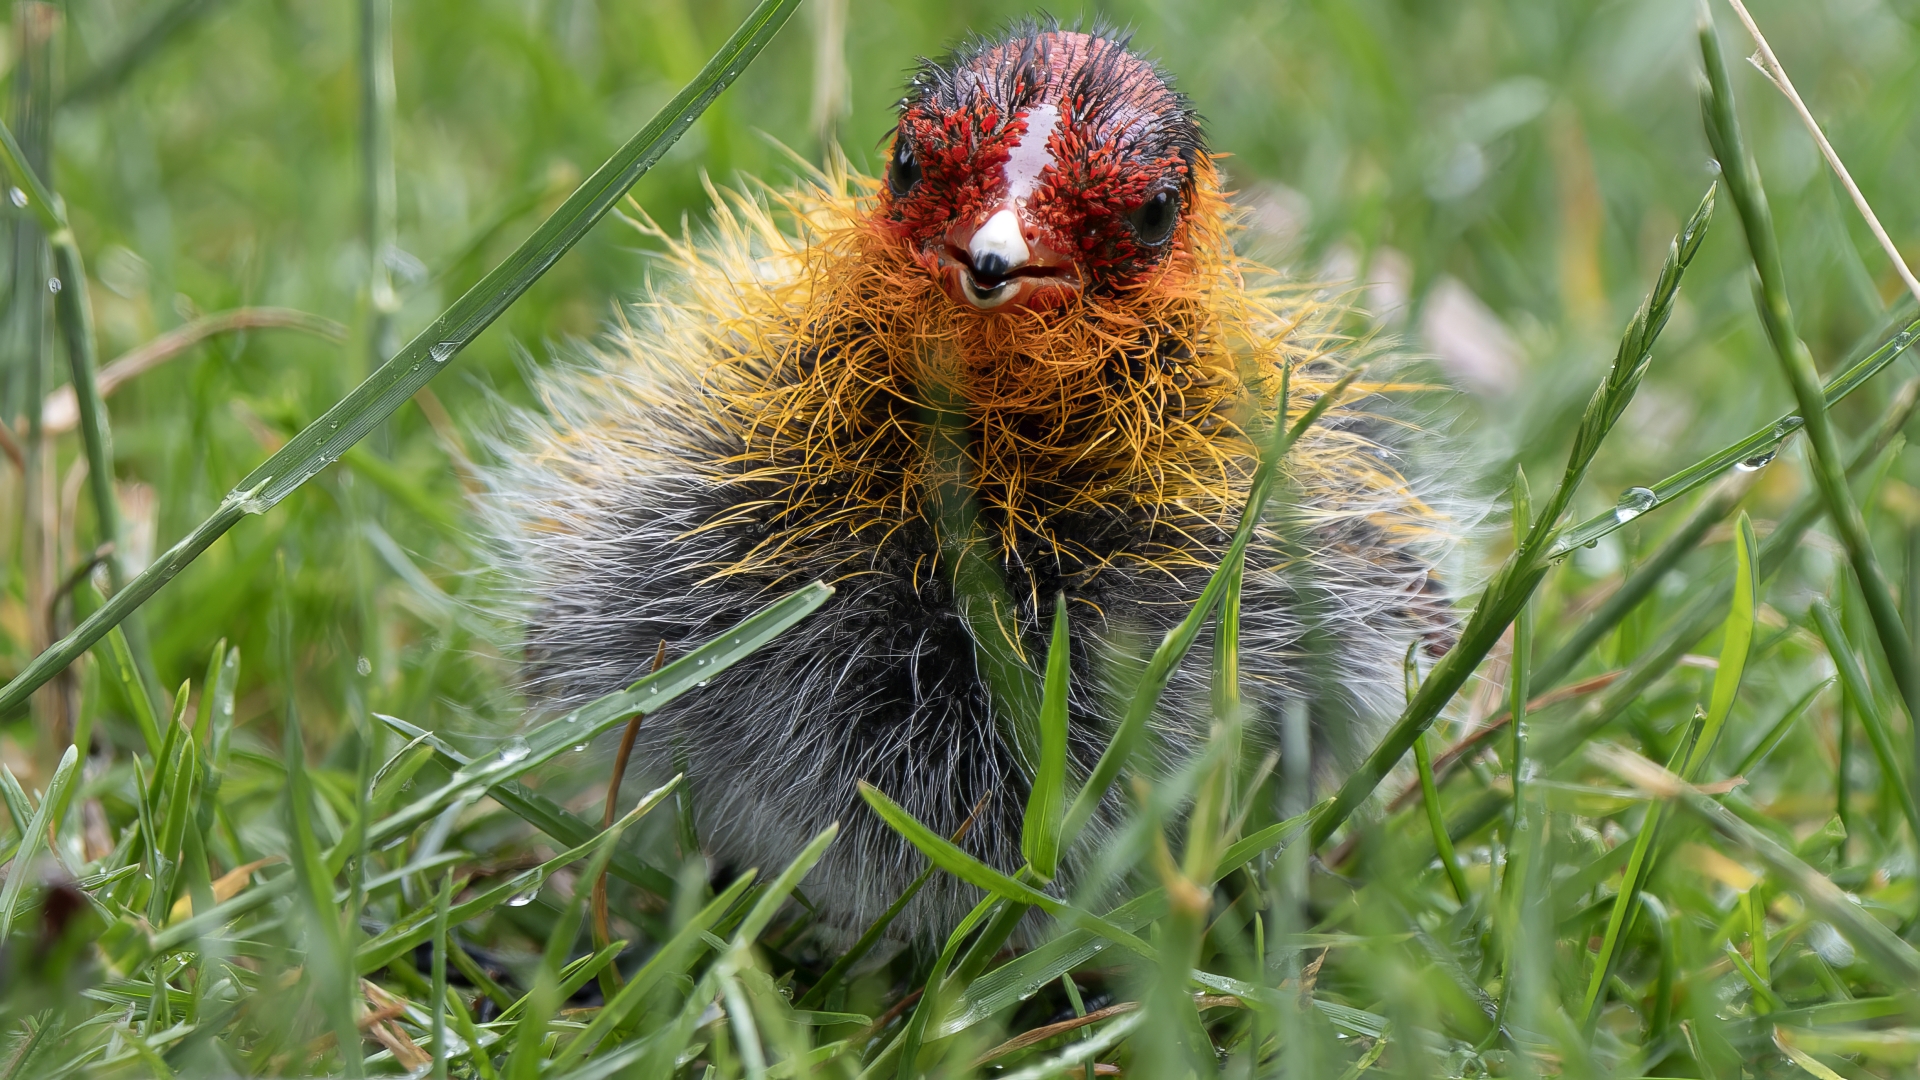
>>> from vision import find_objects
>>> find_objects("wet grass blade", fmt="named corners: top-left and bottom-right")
top-left (503, 810), bottom-right (634, 1080)
top-left (1310, 183), bottom-right (1716, 849)
top-left (355, 795), bottom-right (668, 973)
top-left (1548, 313), bottom-right (1920, 557)
top-left (0, 0), bottom-right (804, 714)
top-left (368, 581), bottom-right (829, 845)
top-left (377, 715), bottom-right (678, 897)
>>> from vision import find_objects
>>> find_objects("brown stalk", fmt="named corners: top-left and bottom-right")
top-left (591, 638), bottom-right (667, 988)
top-left (0, 416), bottom-right (22, 472)
top-left (968, 995), bottom-right (1244, 1069)
top-left (1386, 669), bottom-right (1625, 813)
top-left (39, 307), bottom-right (347, 435)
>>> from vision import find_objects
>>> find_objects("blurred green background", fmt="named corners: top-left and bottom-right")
top-left (3, 0), bottom-right (1919, 764)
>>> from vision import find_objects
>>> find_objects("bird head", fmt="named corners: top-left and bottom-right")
top-left (878, 26), bottom-right (1205, 313)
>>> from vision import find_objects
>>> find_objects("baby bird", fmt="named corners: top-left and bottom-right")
top-left (493, 24), bottom-right (1447, 942)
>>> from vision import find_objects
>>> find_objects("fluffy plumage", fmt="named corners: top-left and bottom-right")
top-left (487, 26), bottom-right (1450, 943)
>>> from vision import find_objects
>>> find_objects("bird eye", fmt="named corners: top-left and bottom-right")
top-left (1127, 190), bottom-right (1179, 246)
top-left (887, 137), bottom-right (922, 197)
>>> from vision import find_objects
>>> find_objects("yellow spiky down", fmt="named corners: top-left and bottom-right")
top-left (551, 155), bottom-right (1438, 596)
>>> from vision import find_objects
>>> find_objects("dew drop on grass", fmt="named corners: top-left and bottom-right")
top-left (1612, 486), bottom-right (1656, 523)
top-left (648, 685), bottom-right (659, 694)
top-left (571, 743), bottom-right (587, 753)
top-left (7, 187), bottom-right (24, 207)
top-left (1772, 416), bottom-right (1805, 440)
top-left (356, 656), bottom-right (372, 676)
top-left (429, 341), bottom-right (458, 363)
top-left (47, 277), bottom-right (60, 293)
top-left (498, 736), bottom-right (530, 764)
top-left (507, 889), bottom-right (538, 907)
top-left (1735, 450), bottom-right (1775, 472)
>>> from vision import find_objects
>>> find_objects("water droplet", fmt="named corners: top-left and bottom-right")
top-left (507, 889), bottom-right (538, 907)
top-left (329, 420), bottom-right (339, 429)
top-left (1772, 416), bottom-right (1805, 440)
top-left (732, 638), bottom-right (740, 645)
top-left (8, 187), bottom-right (25, 207)
top-left (498, 736), bottom-right (531, 765)
top-left (648, 685), bottom-right (659, 694)
top-left (1612, 486), bottom-right (1656, 524)
top-left (695, 680), bottom-right (708, 688)
top-left (1735, 450), bottom-right (1775, 472)
top-left (356, 656), bottom-right (372, 676)
top-left (46, 277), bottom-right (60, 293)
top-left (429, 341), bottom-right (458, 364)
top-left (695, 657), bottom-right (706, 666)
top-left (571, 743), bottom-right (588, 753)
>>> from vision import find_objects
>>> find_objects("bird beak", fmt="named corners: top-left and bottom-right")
top-left (933, 203), bottom-right (1080, 311)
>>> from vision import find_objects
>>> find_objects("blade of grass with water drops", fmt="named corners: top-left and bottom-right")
top-left (367, 581), bottom-right (829, 846)
top-left (1310, 182), bottom-right (1716, 849)
top-left (354, 792), bottom-right (669, 973)
top-left (1548, 309), bottom-right (1920, 557)
top-left (0, 0), bottom-right (804, 714)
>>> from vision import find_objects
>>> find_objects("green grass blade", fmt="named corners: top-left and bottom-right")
top-left (0, 0), bottom-right (804, 714)
top-left (1733, 679), bottom-right (1830, 778)
top-left (1022, 594), bottom-right (1072, 880)
top-left (1637, 756), bottom-right (1920, 989)
top-left (368, 581), bottom-right (829, 845)
top-left (0, 745), bottom-right (78, 939)
top-left (1579, 720), bottom-right (1699, 1025)
top-left (727, 824), bottom-right (840, 948)
top-left (859, 781), bottom-right (1150, 958)
top-left (1687, 512), bottom-right (1759, 777)
top-left (1810, 602), bottom-right (1920, 845)
top-left (284, 701), bottom-right (360, 1075)
top-left (377, 715), bottom-right (677, 896)
top-left (1700, 13), bottom-right (1920, 746)
top-left (1549, 314), bottom-right (1920, 557)
top-left (1061, 365), bottom-right (1351, 848)
top-left (354, 793), bottom-right (669, 973)
top-left (104, 627), bottom-right (163, 759)
top-left (552, 874), bottom-right (757, 1066)
top-left (1413, 732), bottom-right (1469, 904)
top-left (430, 872), bottom-right (453, 1080)
top-left (503, 810), bottom-right (633, 1080)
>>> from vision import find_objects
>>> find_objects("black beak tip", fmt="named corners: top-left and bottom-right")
top-left (971, 252), bottom-right (1010, 283)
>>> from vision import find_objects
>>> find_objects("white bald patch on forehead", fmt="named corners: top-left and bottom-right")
top-left (1001, 102), bottom-right (1059, 198)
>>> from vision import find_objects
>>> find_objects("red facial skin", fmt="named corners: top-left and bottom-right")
top-left (877, 32), bottom-right (1197, 314)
